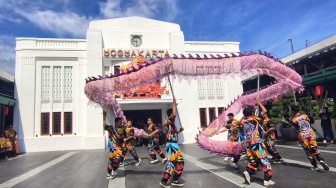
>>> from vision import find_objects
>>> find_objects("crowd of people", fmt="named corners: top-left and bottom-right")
top-left (103, 97), bottom-right (333, 187)
top-left (0, 125), bottom-right (19, 157)
top-left (132, 119), bottom-right (167, 147)
top-left (104, 99), bottom-right (184, 187)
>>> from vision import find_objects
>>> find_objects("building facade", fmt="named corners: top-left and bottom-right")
top-left (14, 17), bottom-right (243, 152)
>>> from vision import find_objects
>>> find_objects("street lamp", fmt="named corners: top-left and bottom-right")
top-left (288, 39), bottom-right (294, 53)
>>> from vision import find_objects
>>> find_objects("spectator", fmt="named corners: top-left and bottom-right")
top-left (319, 107), bottom-right (334, 143)
top-left (5, 125), bottom-right (19, 155)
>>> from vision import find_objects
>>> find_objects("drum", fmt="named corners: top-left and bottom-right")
top-left (0, 138), bottom-right (6, 150)
top-left (5, 139), bottom-right (12, 151)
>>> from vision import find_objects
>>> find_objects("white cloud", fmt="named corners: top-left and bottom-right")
top-left (16, 10), bottom-right (91, 38)
top-left (0, 35), bottom-right (16, 75)
top-left (99, 0), bottom-right (178, 20)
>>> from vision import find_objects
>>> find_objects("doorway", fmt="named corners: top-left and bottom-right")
top-left (123, 109), bottom-right (162, 129)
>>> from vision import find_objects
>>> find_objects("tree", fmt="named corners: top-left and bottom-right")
top-left (269, 94), bottom-right (296, 124)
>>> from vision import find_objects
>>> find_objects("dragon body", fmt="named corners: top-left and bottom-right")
top-left (84, 53), bottom-right (303, 156)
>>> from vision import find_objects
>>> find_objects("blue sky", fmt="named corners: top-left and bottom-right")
top-left (1, 0), bottom-right (336, 75)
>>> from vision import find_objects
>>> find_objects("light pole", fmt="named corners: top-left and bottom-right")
top-left (288, 39), bottom-right (294, 53)
top-left (306, 40), bottom-right (310, 47)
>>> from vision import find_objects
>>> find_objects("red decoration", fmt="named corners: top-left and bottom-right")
top-left (274, 95), bottom-right (280, 101)
top-left (4, 106), bottom-right (9, 116)
top-left (315, 85), bottom-right (323, 97)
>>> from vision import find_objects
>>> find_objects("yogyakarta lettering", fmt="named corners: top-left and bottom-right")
top-left (103, 49), bottom-right (170, 58)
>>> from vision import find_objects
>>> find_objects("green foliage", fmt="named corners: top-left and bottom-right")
top-left (297, 96), bottom-right (334, 117)
top-left (269, 93), bottom-right (336, 122)
top-left (269, 94), bottom-right (296, 124)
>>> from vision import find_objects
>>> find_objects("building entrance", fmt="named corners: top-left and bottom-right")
top-left (123, 109), bottom-right (162, 129)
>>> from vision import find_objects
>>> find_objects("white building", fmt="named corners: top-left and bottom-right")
top-left (14, 17), bottom-right (242, 152)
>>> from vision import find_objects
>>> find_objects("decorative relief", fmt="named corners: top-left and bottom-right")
top-left (215, 78), bottom-right (224, 96)
top-left (21, 57), bottom-right (35, 65)
top-left (198, 78), bottom-right (206, 97)
top-left (207, 78), bottom-right (215, 97)
top-left (36, 40), bottom-right (78, 48)
top-left (41, 66), bottom-right (51, 100)
top-left (53, 66), bottom-right (62, 100)
top-left (64, 66), bottom-right (73, 99)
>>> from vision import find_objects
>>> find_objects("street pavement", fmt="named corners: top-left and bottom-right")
top-left (0, 143), bottom-right (336, 188)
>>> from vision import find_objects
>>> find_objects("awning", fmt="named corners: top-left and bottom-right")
top-left (117, 98), bottom-right (181, 110)
top-left (0, 96), bottom-right (16, 106)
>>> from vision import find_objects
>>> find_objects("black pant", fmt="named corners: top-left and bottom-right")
top-left (321, 124), bottom-right (334, 140)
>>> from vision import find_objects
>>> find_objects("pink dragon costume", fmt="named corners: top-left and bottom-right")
top-left (84, 52), bottom-right (303, 159)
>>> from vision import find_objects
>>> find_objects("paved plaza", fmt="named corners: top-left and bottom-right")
top-left (0, 143), bottom-right (336, 188)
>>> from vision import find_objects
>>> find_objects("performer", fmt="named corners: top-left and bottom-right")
top-left (160, 99), bottom-right (184, 188)
top-left (290, 105), bottom-right (329, 171)
top-left (241, 107), bottom-right (274, 186)
top-left (256, 100), bottom-right (283, 163)
top-left (5, 125), bottom-right (19, 155)
top-left (114, 118), bottom-right (127, 166)
top-left (216, 113), bottom-right (243, 168)
top-left (147, 117), bottom-right (166, 164)
top-left (123, 120), bottom-right (141, 166)
top-left (104, 117), bottom-right (124, 179)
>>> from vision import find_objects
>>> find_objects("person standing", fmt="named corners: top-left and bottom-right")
top-left (256, 100), bottom-right (283, 163)
top-left (291, 105), bottom-right (329, 171)
top-left (160, 99), bottom-right (184, 187)
top-left (5, 125), bottom-right (19, 155)
top-left (319, 107), bottom-right (334, 143)
top-left (147, 117), bottom-right (166, 164)
top-left (216, 113), bottom-right (242, 169)
top-left (123, 120), bottom-right (141, 166)
top-left (104, 118), bottom-right (123, 179)
top-left (241, 107), bottom-right (274, 186)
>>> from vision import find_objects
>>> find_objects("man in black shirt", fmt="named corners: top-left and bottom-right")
top-left (319, 107), bottom-right (334, 143)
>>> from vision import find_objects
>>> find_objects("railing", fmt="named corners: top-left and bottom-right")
top-left (36, 40), bottom-right (79, 48)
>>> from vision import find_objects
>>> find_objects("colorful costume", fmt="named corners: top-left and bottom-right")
top-left (147, 123), bottom-right (165, 161)
top-left (291, 113), bottom-right (329, 170)
top-left (5, 127), bottom-right (19, 155)
top-left (226, 119), bottom-right (244, 143)
top-left (226, 119), bottom-right (245, 164)
top-left (105, 125), bottom-right (123, 178)
top-left (124, 127), bottom-right (140, 164)
top-left (161, 116), bottom-right (184, 184)
top-left (243, 116), bottom-right (273, 181)
top-left (262, 118), bottom-right (282, 161)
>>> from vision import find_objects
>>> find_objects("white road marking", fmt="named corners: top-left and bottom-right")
top-left (7, 154), bottom-right (27, 161)
top-left (0, 152), bottom-right (76, 188)
top-left (183, 153), bottom-right (265, 188)
top-left (276, 144), bottom-right (336, 154)
top-left (108, 166), bottom-right (125, 188)
top-left (271, 156), bottom-right (336, 172)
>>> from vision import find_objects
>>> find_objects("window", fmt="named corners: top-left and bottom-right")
top-left (218, 107), bottom-right (224, 116)
top-left (42, 66), bottom-right (74, 100)
top-left (209, 108), bottom-right (216, 122)
top-left (41, 113), bottom-right (50, 135)
top-left (104, 66), bottom-right (110, 76)
top-left (114, 66), bottom-right (120, 75)
top-left (53, 112), bottom-right (61, 135)
top-left (215, 78), bottom-right (224, 96)
top-left (41, 66), bottom-right (51, 100)
top-left (53, 66), bottom-right (62, 99)
top-left (64, 112), bottom-right (72, 134)
top-left (64, 66), bottom-right (73, 99)
top-left (199, 108), bottom-right (207, 127)
top-left (198, 78), bottom-right (206, 97)
top-left (207, 78), bottom-right (215, 97)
